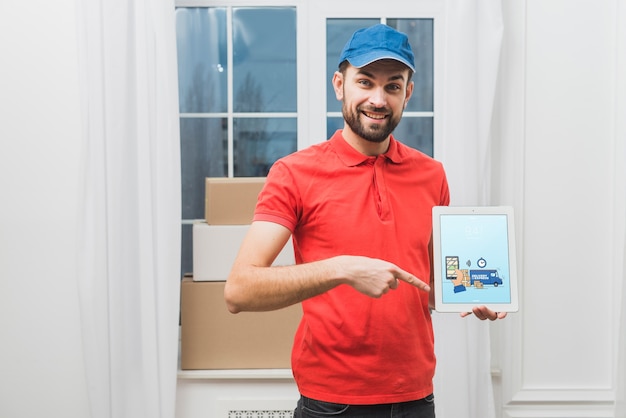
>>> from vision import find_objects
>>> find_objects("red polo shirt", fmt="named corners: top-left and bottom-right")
top-left (254, 130), bottom-right (450, 405)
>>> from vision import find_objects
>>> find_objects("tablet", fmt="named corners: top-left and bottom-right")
top-left (432, 206), bottom-right (519, 313)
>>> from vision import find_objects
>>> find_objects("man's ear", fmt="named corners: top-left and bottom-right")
top-left (404, 80), bottom-right (414, 109)
top-left (332, 71), bottom-right (344, 101)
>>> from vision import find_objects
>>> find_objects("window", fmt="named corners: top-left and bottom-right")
top-left (176, 6), bottom-right (297, 218)
top-left (175, 2), bottom-right (441, 275)
top-left (176, 5), bottom-right (298, 273)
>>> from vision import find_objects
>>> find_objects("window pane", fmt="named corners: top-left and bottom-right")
top-left (327, 117), bottom-right (344, 138)
top-left (180, 117), bottom-right (228, 219)
top-left (326, 18), bottom-right (380, 112)
top-left (176, 8), bottom-right (227, 113)
top-left (233, 8), bottom-right (297, 112)
top-left (393, 117), bottom-right (434, 156)
top-left (181, 224), bottom-right (193, 276)
top-left (387, 19), bottom-right (433, 112)
top-left (234, 118), bottom-right (297, 176)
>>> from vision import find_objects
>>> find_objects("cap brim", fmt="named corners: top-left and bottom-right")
top-left (347, 50), bottom-right (415, 72)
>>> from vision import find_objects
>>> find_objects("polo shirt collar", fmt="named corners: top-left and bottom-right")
top-left (330, 130), bottom-right (403, 166)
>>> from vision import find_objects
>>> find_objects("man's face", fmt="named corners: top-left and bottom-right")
top-left (333, 60), bottom-right (414, 143)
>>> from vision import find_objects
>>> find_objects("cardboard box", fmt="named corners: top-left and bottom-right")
top-left (180, 278), bottom-right (301, 370)
top-left (205, 177), bottom-right (266, 224)
top-left (192, 223), bottom-right (295, 281)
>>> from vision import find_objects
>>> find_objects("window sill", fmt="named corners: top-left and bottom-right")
top-left (177, 368), bottom-right (294, 380)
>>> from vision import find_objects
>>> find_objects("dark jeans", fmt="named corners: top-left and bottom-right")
top-left (293, 394), bottom-right (435, 418)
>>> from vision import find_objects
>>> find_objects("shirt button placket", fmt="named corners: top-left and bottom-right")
top-left (373, 156), bottom-right (390, 220)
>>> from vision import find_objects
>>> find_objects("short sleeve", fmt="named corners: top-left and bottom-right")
top-left (253, 160), bottom-right (301, 233)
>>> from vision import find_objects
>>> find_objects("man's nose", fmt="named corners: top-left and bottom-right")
top-left (368, 87), bottom-right (387, 108)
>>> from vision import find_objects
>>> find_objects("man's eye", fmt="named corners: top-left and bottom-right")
top-left (358, 80), bottom-right (371, 86)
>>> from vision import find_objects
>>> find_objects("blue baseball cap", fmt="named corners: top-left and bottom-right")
top-left (338, 24), bottom-right (415, 72)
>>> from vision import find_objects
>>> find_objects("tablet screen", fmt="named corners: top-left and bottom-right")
top-left (432, 206), bottom-right (519, 312)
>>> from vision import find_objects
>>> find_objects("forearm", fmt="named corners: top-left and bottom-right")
top-left (224, 258), bottom-right (344, 313)
top-left (225, 253), bottom-right (429, 313)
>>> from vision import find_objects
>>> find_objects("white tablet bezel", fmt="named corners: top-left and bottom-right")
top-left (432, 206), bottom-right (519, 313)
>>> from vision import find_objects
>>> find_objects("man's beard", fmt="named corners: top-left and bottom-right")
top-left (342, 103), bottom-right (401, 143)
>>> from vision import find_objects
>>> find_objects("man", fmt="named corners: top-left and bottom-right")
top-left (225, 24), bottom-right (505, 417)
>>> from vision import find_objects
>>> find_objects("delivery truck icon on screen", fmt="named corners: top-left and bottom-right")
top-left (445, 256), bottom-right (504, 289)
top-left (469, 270), bottom-right (503, 287)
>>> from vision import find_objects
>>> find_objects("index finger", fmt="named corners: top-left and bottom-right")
top-left (395, 269), bottom-right (430, 293)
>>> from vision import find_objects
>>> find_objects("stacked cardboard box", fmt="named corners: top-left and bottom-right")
top-left (180, 278), bottom-right (301, 370)
top-left (192, 223), bottom-right (295, 281)
top-left (181, 177), bottom-right (301, 370)
top-left (203, 177), bottom-right (266, 225)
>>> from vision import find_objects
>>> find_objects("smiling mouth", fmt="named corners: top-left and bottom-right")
top-left (362, 111), bottom-right (387, 120)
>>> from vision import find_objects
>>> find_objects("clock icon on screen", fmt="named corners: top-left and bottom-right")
top-left (477, 258), bottom-right (487, 268)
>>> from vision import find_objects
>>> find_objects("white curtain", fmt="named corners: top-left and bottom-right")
top-left (614, 1), bottom-right (626, 415)
top-left (75, 0), bottom-right (181, 417)
top-left (433, 1), bottom-right (503, 417)
top-left (617, 234), bottom-right (626, 417)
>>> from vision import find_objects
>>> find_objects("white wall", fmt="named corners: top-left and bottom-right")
top-left (492, 0), bottom-right (625, 417)
top-left (0, 1), bottom-right (90, 417)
